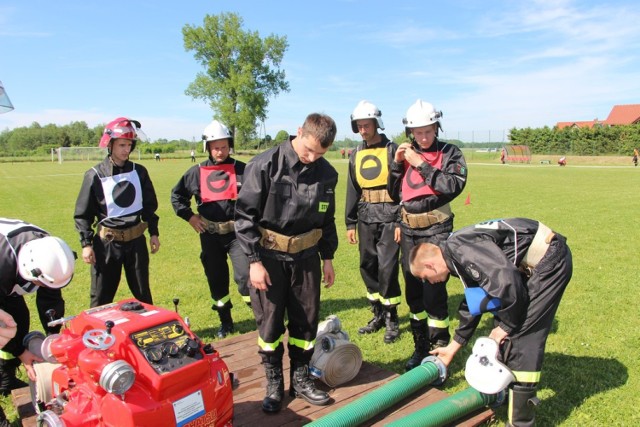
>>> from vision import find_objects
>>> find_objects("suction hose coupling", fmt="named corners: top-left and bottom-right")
top-left (422, 355), bottom-right (447, 386)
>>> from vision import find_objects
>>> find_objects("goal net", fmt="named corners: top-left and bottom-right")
top-left (54, 147), bottom-right (141, 163)
top-left (55, 147), bottom-right (107, 163)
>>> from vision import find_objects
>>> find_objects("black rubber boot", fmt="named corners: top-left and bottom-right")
top-left (262, 363), bottom-right (285, 413)
top-left (405, 320), bottom-right (430, 371)
top-left (289, 361), bottom-right (330, 406)
top-left (507, 385), bottom-right (540, 427)
top-left (358, 301), bottom-right (385, 334)
top-left (0, 358), bottom-right (28, 396)
top-left (216, 307), bottom-right (234, 339)
top-left (0, 406), bottom-right (10, 427)
top-left (383, 306), bottom-right (400, 344)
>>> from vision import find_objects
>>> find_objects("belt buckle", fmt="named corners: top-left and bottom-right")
top-left (103, 230), bottom-right (115, 242)
top-left (519, 264), bottom-right (533, 277)
top-left (263, 234), bottom-right (278, 250)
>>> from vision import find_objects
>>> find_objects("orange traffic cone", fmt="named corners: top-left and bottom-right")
top-left (464, 194), bottom-right (471, 205)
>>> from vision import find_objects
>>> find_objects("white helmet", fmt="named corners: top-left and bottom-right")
top-left (350, 100), bottom-right (384, 133)
top-left (465, 337), bottom-right (515, 394)
top-left (202, 120), bottom-right (233, 152)
top-left (403, 99), bottom-right (443, 136)
top-left (17, 237), bottom-right (75, 289)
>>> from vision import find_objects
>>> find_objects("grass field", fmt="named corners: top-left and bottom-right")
top-left (0, 152), bottom-right (638, 426)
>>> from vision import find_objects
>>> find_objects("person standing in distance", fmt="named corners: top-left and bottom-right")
top-left (388, 100), bottom-right (467, 371)
top-left (171, 120), bottom-right (250, 338)
top-left (345, 100), bottom-right (402, 344)
top-left (235, 113), bottom-right (338, 413)
top-left (74, 117), bottom-right (160, 307)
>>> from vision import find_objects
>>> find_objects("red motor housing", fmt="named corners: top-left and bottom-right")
top-left (34, 299), bottom-right (233, 427)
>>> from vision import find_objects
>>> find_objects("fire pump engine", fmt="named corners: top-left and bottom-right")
top-left (24, 299), bottom-right (233, 427)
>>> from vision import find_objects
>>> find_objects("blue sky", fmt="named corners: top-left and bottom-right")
top-left (1, 0), bottom-right (640, 143)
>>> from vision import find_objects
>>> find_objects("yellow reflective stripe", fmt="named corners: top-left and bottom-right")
top-left (258, 334), bottom-right (284, 351)
top-left (212, 295), bottom-right (231, 307)
top-left (0, 350), bottom-right (14, 360)
top-left (288, 336), bottom-right (316, 351)
top-left (242, 295), bottom-right (251, 303)
top-left (380, 296), bottom-right (402, 306)
top-left (366, 292), bottom-right (380, 302)
top-left (512, 370), bottom-right (541, 383)
top-left (427, 317), bottom-right (450, 329)
top-left (410, 311), bottom-right (428, 321)
top-left (508, 389), bottom-right (514, 425)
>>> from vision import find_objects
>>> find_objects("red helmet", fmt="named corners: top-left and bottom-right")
top-left (99, 117), bottom-right (145, 148)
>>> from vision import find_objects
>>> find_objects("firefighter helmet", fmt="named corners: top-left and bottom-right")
top-left (465, 337), bottom-right (515, 394)
top-left (17, 237), bottom-right (75, 289)
top-left (99, 117), bottom-right (146, 150)
top-left (202, 120), bottom-right (234, 152)
top-left (403, 99), bottom-right (443, 136)
top-left (350, 100), bottom-right (384, 133)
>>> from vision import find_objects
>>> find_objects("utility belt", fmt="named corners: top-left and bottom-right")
top-left (259, 227), bottom-right (322, 254)
top-left (201, 218), bottom-right (235, 235)
top-left (400, 204), bottom-right (452, 229)
top-left (361, 189), bottom-right (394, 203)
top-left (520, 222), bottom-right (556, 273)
top-left (99, 222), bottom-right (147, 243)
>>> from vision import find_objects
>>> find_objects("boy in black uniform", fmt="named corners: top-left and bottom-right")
top-left (74, 117), bottom-right (160, 307)
top-left (171, 120), bottom-right (249, 338)
top-left (235, 113), bottom-right (338, 413)
top-left (409, 218), bottom-right (573, 427)
top-left (0, 218), bottom-right (75, 426)
top-left (388, 99), bottom-right (467, 371)
top-left (345, 100), bottom-right (402, 344)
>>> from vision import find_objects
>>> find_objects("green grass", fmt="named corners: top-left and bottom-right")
top-left (0, 157), bottom-right (638, 425)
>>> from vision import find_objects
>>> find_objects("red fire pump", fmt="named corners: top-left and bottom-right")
top-left (24, 299), bottom-right (233, 427)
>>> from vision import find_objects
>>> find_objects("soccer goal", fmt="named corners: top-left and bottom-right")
top-left (54, 147), bottom-right (107, 163)
top-left (54, 147), bottom-right (141, 163)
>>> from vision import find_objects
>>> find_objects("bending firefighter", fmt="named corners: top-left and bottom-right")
top-left (0, 218), bottom-right (75, 427)
top-left (345, 100), bottom-right (402, 344)
top-left (74, 117), bottom-right (160, 307)
top-left (388, 99), bottom-right (467, 370)
top-left (410, 218), bottom-right (573, 427)
top-left (171, 120), bottom-right (250, 338)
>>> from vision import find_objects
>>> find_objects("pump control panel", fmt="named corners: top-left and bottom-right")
top-left (131, 321), bottom-right (202, 374)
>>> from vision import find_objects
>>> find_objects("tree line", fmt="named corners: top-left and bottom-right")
top-left (509, 125), bottom-right (640, 156)
top-left (4, 121), bottom-right (639, 158)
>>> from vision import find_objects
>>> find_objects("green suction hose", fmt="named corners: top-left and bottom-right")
top-left (306, 357), bottom-right (446, 427)
top-left (385, 387), bottom-right (498, 427)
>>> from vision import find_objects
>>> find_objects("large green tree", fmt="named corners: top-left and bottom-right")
top-left (183, 13), bottom-right (289, 147)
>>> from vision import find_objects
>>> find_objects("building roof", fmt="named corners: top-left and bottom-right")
top-left (556, 104), bottom-right (640, 129)
top-left (605, 104), bottom-right (640, 125)
top-left (555, 120), bottom-right (600, 129)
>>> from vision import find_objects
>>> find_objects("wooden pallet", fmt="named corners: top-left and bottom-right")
top-left (13, 330), bottom-right (494, 426)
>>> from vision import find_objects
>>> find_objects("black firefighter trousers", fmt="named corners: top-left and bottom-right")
top-left (250, 254), bottom-right (321, 366)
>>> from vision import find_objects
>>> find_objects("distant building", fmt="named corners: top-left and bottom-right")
top-left (555, 104), bottom-right (640, 129)
top-left (604, 104), bottom-right (640, 125)
top-left (555, 120), bottom-right (603, 129)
